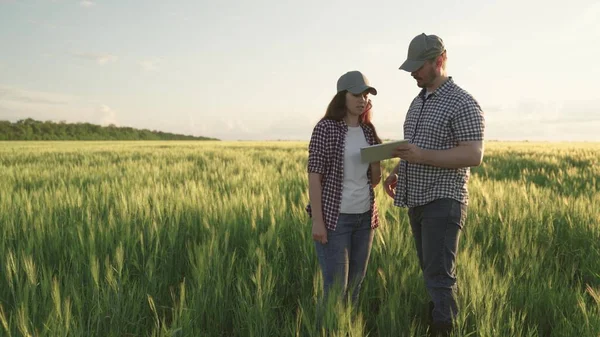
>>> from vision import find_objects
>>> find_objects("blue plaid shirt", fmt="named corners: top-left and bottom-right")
top-left (394, 77), bottom-right (485, 208)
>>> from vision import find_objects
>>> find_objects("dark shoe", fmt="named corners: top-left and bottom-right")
top-left (429, 321), bottom-right (453, 337)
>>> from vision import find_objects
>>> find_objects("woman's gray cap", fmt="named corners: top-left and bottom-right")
top-left (399, 33), bottom-right (445, 72)
top-left (336, 71), bottom-right (377, 95)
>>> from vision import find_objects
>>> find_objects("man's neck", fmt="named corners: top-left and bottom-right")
top-left (426, 74), bottom-right (449, 92)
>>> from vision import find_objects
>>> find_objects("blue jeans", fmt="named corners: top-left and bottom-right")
top-left (408, 198), bottom-right (467, 324)
top-left (315, 211), bottom-right (374, 306)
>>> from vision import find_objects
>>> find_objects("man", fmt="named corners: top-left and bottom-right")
top-left (384, 33), bottom-right (485, 336)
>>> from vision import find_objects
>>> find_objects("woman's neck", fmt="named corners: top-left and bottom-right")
top-left (344, 115), bottom-right (360, 127)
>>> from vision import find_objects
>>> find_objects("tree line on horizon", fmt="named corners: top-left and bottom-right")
top-left (0, 118), bottom-right (218, 141)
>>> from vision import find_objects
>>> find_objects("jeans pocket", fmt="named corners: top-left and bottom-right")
top-left (454, 201), bottom-right (467, 228)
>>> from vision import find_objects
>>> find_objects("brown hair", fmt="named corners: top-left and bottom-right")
top-left (322, 91), bottom-right (382, 144)
top-left (428, 50), bottom-right (447, 71)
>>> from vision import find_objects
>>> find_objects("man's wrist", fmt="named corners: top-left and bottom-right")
top-left (419, 148), bottom-right (431, 166)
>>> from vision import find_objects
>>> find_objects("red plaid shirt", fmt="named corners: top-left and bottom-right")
top-left (306, 119), bottom-right (380, 231)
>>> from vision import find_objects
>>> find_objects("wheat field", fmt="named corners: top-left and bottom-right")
top-left (0, 141), bottom-right (598, 337)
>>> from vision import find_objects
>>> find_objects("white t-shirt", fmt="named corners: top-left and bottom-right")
top-left (339, 126), bottom-right (370, 214)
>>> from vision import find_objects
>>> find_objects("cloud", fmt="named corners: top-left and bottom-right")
top-left (261, 116), bottom-right (315, 140)
top-left (492, 99), bottom-right (600, 125)
top-left (79, 1), bottom-right (95, 7)
top-left (99, 105), bottom-right (118, 125)
top-left (190, 115), bottom-right (322, 140)
top-left (0, 85), bottom-right (122, 128)
top-left (540, 100), bottom-right (600, 124)
top-left (0, 86), bottom-right (84, 122)
top-left (187, 117), bottom-right (267, 140)
top-left (0, 86), bottom-right (69, 105)
top-left (140, 59), bottom-right (159, 72)
top-left (479, 98), bottom-right (600, 141)
top-left (72, 52), bottom-right (118, 65)
top-left (485, 119), bottom-right (600, 142)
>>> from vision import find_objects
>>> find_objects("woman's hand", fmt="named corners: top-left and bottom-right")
top-left (312, 219), bottom-right (328, 244)
top-left (383, 173), bottom-right (397, 199)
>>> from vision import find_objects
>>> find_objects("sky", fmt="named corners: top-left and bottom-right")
top-left (1, 0), bottom-right (599, 141)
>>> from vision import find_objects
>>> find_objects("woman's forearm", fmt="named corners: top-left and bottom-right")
top-left (370, 162), bottom-right (381, 186)
top-left (308, 173), bottom-right (324, 221)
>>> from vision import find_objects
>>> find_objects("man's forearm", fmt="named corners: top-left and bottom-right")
top-left (421, 143), bottom-right (483, 169)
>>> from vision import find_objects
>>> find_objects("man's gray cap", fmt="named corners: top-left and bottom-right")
top-left (399, 33), bottom-right (445, 72)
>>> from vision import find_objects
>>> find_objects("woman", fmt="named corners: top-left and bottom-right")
top-left (306, 70), bottom-right (382, 307)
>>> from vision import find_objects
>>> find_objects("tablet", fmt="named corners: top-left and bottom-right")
top-left (360, 140), bottom-right (409, 163)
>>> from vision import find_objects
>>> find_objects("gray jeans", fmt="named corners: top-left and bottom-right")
top-left (408, 198), bottom-right (467, 324)
top-left (314, 210), bottom-right (374, 306)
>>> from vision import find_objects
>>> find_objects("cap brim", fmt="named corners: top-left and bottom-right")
top-left (347, 85), bottom-right (377, 96)
top-left (399, 59), bottom-right (425, 72)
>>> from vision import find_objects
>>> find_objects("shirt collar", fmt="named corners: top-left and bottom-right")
top-left (338, 119), bottom-right (364, 129)
top-left (419, 76), bottom-right (455, 99)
